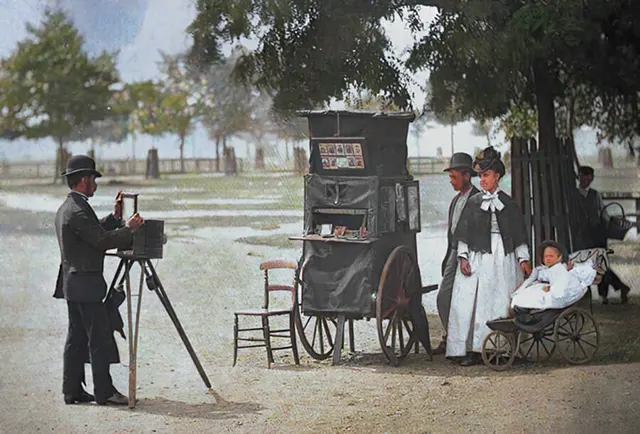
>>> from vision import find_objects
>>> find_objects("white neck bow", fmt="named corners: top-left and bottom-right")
top-left (480, 190), bottom-right (504, 212)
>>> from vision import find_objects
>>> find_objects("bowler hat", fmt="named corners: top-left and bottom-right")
top-left (578, 166), bottom-right (594, 176)
top-left (444, 152), bottom-right (476, 176)
top-left (60, 155), bottom-right (102, 178)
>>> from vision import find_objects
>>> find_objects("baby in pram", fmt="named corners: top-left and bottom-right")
top-left (510, 240), bottom-right (599, 311)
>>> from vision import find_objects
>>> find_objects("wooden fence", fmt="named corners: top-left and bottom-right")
top-left (510, 137), bottom-right (587, 258)
top-left (408, 157), bottom-right (449, 175)
top-left (0, 157), bottom-right (249, 179)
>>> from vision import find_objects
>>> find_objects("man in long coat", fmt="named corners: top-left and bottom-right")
top-left (433, 153), bottom-right (479, 355)
top-left (54, 155), bottom-right (144, 405)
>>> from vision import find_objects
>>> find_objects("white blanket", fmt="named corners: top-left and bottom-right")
top-left (510, 261), bottom-right (596, 310)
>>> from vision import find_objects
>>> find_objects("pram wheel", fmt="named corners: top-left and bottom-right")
top-left (518, 324), bottom-right (556, 363)
top-left (481, 330), bottom-right (517, 371)
top-left (554, 308), bottom-right (599, 365)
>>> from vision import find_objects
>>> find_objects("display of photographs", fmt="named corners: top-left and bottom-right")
top-left (318, 142), bottom-right (365, 169)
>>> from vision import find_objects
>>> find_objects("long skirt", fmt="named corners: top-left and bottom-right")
top-left (446, 234), bottom-right (524, 357)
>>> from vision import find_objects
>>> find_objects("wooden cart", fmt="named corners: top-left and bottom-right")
top-left (290, 110), bottom-right (434, 366)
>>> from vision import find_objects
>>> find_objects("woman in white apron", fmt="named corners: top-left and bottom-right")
top-left (446, 147), bottom-right (532, 366)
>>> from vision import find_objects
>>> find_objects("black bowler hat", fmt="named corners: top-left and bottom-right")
top-left (60, 155), bottom-right (102, 178)
top-left (444, 152), bottom-right (477, 176)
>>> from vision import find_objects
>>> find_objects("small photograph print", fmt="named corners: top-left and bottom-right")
top-left (353, 144), bottom-right (361, 155)
top-left (327, 144), bottom-right (336, 154)
top-left (329, 157), bottom-right (337, 168)
top-left (321, 158), bottom-right (330, 168)
top-left (336, 157), bottom-right (349, 168)
top-left (345, 144), bottom-right (354, 154)
top-left (355, 158), bottom-right (365, 168)
top-left (319, 144), bottom-right (327, 154)
top-left (335, 144), bottom-right (345, 155)
top-left (348, 157), bottom-right (356, 167)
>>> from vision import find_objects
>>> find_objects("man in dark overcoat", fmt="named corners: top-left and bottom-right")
top-left (54, 155), bottom-right (144, 405)
top-left (576, 165), bottom-right (630, 304)
top-left (433, 153), bottom-right (480, 355)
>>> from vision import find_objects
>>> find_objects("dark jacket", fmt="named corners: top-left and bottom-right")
top-left (441, 185), bottom-right (480, 275)
top-left (453, 190), bottom-right (529, 255)
top-left (54, 192), bottom-right (133, 302)
top-left (575, 188), bottom-right (608, 250)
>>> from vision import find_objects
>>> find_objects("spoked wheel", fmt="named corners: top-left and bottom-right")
top-left (518, 325), bottom-right (556, 363)
top-left (376, 246), bottom-right (422, 366)
top-left (293, 278), bottom-right (337, 360)
top-left (481, 330), bottom-right (517, 371)
top-left (554, 308), bottom-right (599, 365)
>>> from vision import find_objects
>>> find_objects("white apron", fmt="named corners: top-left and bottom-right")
top-left (446, 216), bottom-right (526, 357)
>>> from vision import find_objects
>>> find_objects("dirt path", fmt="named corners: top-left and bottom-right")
top-left (0, 225), bottom-right (640, 433)
top-left (1, 195), bottom-right (640, 433)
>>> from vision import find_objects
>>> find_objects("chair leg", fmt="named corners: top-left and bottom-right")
top-left (289, 312), bottom-right (300, 365)
top-left (233, 314), bottom-right (239, 367)
top-left (262, 316), bottom-right (273, 369)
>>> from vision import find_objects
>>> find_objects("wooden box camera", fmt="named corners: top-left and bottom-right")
top-left (119, 193), bottom-right (164, 259)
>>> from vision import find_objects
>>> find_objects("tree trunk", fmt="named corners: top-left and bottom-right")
top-left (132, 136), bottom-right (136, 175)
top-left (450, 124), bottom-right (455, 155)
top-left (255, 147), bottom-right (265, 170)
top-left (285, 140), bottom-right (290, 161)
top-left (215, 136), bottom-right (220, 172)
top-left (179, 135), bottom-right (186, 173)
top-left (55, 137), bottom-right (64, 184)
top-left (533, 62), bottom-right (556, 153)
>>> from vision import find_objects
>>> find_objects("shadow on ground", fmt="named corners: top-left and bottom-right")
top-left (298, 294), bottom-right (640, 378)
top-left (125, 395), bottom-right (263, 420)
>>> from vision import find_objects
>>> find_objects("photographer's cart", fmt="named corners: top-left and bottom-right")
top-left (290, 110), bottom-right (433, 366)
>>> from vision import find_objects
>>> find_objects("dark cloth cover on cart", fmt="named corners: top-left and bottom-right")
top-left (304, 174), bottom-right (380, 236)
top-left (300, 233), bottom-right (416, 317)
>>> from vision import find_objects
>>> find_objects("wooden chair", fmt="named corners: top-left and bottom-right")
top-left (233, 260), bottom-right (300, 368)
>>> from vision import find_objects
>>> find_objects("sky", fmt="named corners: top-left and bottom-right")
top-left (0, 0), bottom-right (603, 162)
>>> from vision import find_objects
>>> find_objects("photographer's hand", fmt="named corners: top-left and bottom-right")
top-left (126, 213), bottom-right (144, 232)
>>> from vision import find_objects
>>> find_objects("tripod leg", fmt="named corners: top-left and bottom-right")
top-left (105, 259), bottom-right (125, 299)
top-left (124, 261), bottom-right (136, 408)
top-left (144, 260), bottom-right (213, 389)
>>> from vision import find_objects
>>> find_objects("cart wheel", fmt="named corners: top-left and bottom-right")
top-left (554, 308), bottom-right (599, 365)
top-left (293, 279), bottom-right (336, 360)
top-left (376, 246), bottom-right (421, 366)
top-left (518, 325), bottom-right (556, 363)
top-left (481, 330), bottom-right (517, 371)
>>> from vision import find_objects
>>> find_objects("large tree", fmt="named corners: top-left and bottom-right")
top-left (156, 52), bottom-right (206, 173)
top-left (188, 1), bottom-right (640, 156)
top-left (0, 10), bottom-right (120, 182)
top-left (199, 49), bottom-right (254, 172)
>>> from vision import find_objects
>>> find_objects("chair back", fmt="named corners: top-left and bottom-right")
top-left (259, 260), bottom-right (298, 309)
